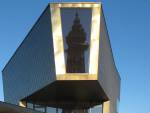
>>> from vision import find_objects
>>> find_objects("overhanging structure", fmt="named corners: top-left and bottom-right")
top-left (2, 2), bottom-right (120, 113)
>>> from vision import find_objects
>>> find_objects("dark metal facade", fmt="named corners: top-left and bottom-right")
top-left (2, 6), bottom-right (56, 105)
top-left (2, 3), bottom-right (120, 113)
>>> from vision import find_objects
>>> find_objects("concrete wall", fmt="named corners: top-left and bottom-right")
top-left (98, 9), bottom-right (120, 113)
top-left (2, 5), bottom-right (56, 105)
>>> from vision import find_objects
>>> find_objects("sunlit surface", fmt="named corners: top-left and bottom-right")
top-left (89, 6), bottom-right (101, 75)
top-left (50, 3), bottom-right (101, 76)
top-left (50, 5), bottom-right (66, 74)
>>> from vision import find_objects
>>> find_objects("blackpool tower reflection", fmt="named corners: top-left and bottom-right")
top-left (66, 12), bottom-right (89, 73)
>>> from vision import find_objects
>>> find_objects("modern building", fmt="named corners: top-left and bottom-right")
top-left (0, 101), bottom-right (42, 113)
top-left (2, 2), bottom-right (120, 113)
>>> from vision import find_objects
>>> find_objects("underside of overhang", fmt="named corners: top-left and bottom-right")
top-left (22, 80), bottom-right (108, 109)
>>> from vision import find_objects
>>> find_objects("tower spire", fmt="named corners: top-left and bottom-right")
top-left (66, 12), bottom-right (89, 73)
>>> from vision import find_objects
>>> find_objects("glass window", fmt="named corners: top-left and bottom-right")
top-left (27, 102), bottom-right (33, 109)
top-left (61, 8), bottom-right (92, 73)
top-left (47, 107), bottom-right (56, 113)
top-left (90, 105), bottom-right (102, 113)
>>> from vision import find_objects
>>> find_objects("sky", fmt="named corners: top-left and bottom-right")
top-left (0, 0), bottom-right (150, 113)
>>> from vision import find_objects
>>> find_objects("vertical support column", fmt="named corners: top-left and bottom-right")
top-left (19, 101), bottom-right (27, 108)
top-left (45, 107), bottom-right (47, 113)
top-left (56, 108), bottom-right (58, 113)
top-left (102, 101), bottom-right (110, 113)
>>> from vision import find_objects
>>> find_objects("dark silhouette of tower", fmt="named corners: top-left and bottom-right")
top-left (62, 12), bottom-right (90, 113)
top-left (66, 12), bottom-right (89, 73)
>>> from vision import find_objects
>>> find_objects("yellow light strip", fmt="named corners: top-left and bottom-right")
top-left (102, 101), bottom-right (110, 113)
top-left (50, 3), bottom-right (100, 8)
top-left (57, 74), bottom-right (97, 80)
top-left (89, 5), bottom-right (101, 74)
top-left (50, 5), bottom-right (66, 74)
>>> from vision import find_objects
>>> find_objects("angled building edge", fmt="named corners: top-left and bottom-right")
top-left (2, 2), bottom-right (120, 113)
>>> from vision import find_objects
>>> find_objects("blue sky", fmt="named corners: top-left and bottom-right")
top-left (0, 0), bottom-right (150, 113)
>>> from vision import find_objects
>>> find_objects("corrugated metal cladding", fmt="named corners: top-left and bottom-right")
top-left (2, 5), bottom-right (56, 105)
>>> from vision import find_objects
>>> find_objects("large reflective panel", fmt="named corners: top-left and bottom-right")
top-left (61, 8), bottom-right (92, 73)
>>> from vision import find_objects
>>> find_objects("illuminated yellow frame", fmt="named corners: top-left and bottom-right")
top-left (50, 3), bottom-right (101, 80)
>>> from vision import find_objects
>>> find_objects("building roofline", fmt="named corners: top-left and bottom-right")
top-left (2, 2), bottom-right (120, 81)
top-left (49, 2), bottom-right (101, 4)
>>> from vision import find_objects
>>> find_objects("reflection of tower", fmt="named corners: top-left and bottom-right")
top-left (66, 12), bottom-right (89, 73)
